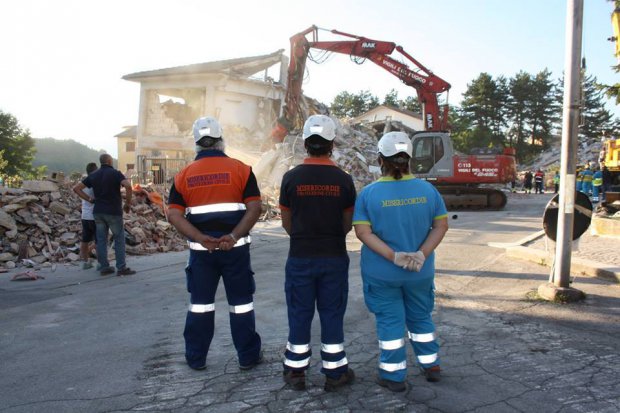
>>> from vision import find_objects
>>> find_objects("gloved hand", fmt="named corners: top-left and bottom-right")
top-left (393, 252), bottom-right (413, 269)
top-left (406, 251), bottom-right (425, 272)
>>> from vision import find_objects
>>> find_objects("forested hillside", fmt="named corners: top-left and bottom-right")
top-left (33, 138), bottom-right (108, 174)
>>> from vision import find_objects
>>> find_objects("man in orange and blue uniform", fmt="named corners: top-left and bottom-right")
top-left (168, 116), bottom-right (263, 371)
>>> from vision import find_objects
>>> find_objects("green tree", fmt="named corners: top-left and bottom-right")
top-left (383, 89), bottom-right (399, 107)
top-left (526, 69), bottom-right (559, 149)
top-left (0, 150), bottom-right (8, 173)
top-left (0, 110), bottom-right (36, 176)
top-left (448, 106), bottom-right (474, 153)
top-left (400, 95), bottom-right (422, 113)
top-left (579, 73), bottom-right (614, 139)
top-left (600, 64), bottom-right (620, 104)
top-left (460, 73), bottom-right (508, 149)
top-left (330, 90), bottom-right (379, 118)
top-left (506, 71), bottom-right (532, 155)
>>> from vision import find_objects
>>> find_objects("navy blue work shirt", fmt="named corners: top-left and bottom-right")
top-left (82, 164), bottom-right (127, 216)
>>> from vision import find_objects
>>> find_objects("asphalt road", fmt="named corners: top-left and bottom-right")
top-left (0, 193), bottom-right (618, 413)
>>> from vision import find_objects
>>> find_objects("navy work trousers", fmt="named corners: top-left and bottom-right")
top-left (184, 244), bottom-right (261, 369)
top-left (284, 255), bottom-right (350, 378)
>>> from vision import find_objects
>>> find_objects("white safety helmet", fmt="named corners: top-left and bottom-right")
top-left (193, 117), bottom-right (223, 142)
top-left (302, 115), bottom-right (336, 141)
top-left (378, 131), bottom-right (413, 157)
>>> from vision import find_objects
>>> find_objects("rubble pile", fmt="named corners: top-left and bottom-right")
top-left (254, 118), bottom-right (380, 217)
top-left (0, 180), bottom-right (187, 270)
top-left (522, 135), bottom-right (604, 173)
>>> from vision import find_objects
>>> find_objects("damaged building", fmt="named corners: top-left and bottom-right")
top-left (120, 50), bottom-right (288, 183)
top-left (350, 105), bottom-right (424, 136)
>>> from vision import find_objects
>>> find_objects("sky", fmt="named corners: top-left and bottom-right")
top-left (1, 0), bottom-right (618, 158)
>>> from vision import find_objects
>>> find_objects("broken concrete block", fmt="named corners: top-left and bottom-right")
top-left (0, 209), bottom-right (17, 231)
top-left (66, 252), bottom-right (80, 261)
top-left (12, 195), bottom-right (39, 205)
top-left (21, 180), bottom-right (59, 193)
top-left (29, 255), bottom-right (47, 264)
top-left (35, 220), bottom-right (52, 234)
top-left (3, 204), bottom-right (25, 213)
top-left (5, 261), bottom-right (16, 269)
top-left (129, 227), bottom-right (146, 242)
top-left (49, 201), bottom-right (71, 215)
top-left (156, 220), bottom-right (171, 230)
top-left (0, 252), bottom-right (15, 262)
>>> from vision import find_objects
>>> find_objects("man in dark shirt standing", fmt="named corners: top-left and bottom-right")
top-left (74, 154), bottom-right (135, 276)
top-left (279, 115), bottom-right (356, 392)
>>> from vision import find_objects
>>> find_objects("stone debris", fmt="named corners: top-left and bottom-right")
top-left (0, 181), bottom-right (187, 270)
top-left (10, 271), bottom-right (45, 281)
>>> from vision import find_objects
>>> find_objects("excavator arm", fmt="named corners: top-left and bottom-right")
top-left (272, 25), bottom-right (451, 141)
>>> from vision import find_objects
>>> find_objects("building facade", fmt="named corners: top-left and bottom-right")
top-left (120, 50), bottom-right (287, 184)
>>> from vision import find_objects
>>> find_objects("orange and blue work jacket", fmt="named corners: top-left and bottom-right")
top-left (168, 150), bottom-right (261, 250)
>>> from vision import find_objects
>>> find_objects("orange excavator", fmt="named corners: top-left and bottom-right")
top-left (272, 26), bottom-right (516, 209)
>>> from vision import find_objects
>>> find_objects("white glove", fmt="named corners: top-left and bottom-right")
top-left (406, 251), bottom-right (426, 272)
top-left (393, 252), bottom-right (413, 269)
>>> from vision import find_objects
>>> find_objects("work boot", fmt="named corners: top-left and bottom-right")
top-left (423, 365), bottom-right (441, 382)
top-left (283, 370), bottom-right (306, 390)
top-left (239, 351), bottom-right (264, 371)
top-left (324, 368), bottom-right (355, 392)
top-left (82, 261), bottom-right (93, 270)
top-left (377, 376), bottom-right (407, 392)
top-left (100, 266), bottom-right (115, 276)
top-left (117, 267), bottom-right (136, 276)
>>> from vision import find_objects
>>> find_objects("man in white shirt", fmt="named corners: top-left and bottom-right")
top-left (73, 162), bottom-right (98, 270)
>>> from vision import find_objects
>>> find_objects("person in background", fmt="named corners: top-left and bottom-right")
top-left (73, 162), bottom-right (98, 270)
top-left (353, 132), bottom-right (448, 393)
top-left (553, 171), bottom-right (560, 194)
top-left (278, 115), bottom-right (356, 392)
top-left (592, 166), bottom-right (603, 202)
top-left (74, 154), bottom-right (135, 276)
top-left (523, 171), bottom-right (533, 194)
top-left (523, 171), bottom-right (534, 194)
top-left (534, 169), bottom-right (545, 194)
top-left (167, 116), bottom-right (263, 372)
top-left (580, 165), bottom-right (594, 196)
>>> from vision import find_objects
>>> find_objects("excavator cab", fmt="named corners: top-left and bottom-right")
top-left (410, 132), bottom-right (453, 178)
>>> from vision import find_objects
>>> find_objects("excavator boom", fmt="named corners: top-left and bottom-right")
top-left (273, 26), bottom-right (516, 210)
top-left (273, 25), bottom-right (450, 141)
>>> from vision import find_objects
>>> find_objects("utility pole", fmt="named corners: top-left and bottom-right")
top-left (538, 0), bottom-right (585, 302)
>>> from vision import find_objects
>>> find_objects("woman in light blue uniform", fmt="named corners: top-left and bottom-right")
top-left (353, 132), bottom-right (449, 392)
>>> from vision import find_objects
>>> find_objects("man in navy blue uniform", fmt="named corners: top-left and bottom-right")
top-left (279, 115), bottom-right (356, 392)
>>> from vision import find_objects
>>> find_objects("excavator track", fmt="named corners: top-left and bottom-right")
top-left (436, 186), bottom-right (507, 211)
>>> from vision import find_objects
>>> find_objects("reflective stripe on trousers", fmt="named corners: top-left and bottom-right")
top-left (230, 302), bottom-right (254, 314)
top-left (283, 341), bottom-right (312, 369)
top-left (189, 303), bottom-right (215, 313)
